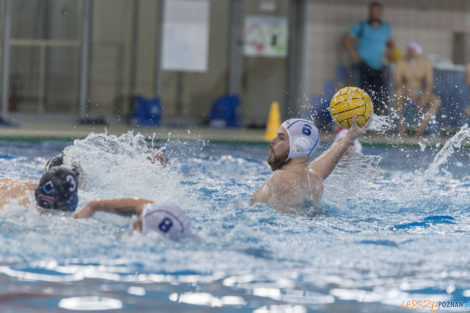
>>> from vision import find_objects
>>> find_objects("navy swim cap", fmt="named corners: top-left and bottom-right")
top-left (44, 153), bottom-right (65, 172)
top-left (35, 166), bottom-right (79, 211)
top-left (44, 153), bottom-right (83, 179)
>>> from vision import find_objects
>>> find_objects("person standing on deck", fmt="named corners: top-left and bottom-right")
top-left (343, 1), bottom-right (394, 115)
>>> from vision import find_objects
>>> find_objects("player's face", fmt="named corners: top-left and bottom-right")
top-left (369, 5), bottom-right (382, 22)
top-left (407, 47), bottom-right (418, 59)
top-left (268, 127), bottom-right (289, 170)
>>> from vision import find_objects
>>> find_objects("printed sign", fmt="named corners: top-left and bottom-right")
top-left (162, 0), bottom-right (210, 72)
top-left (244, 15), bottom-right (288, 57)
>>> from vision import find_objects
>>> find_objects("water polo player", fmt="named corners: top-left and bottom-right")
top-left (72, 198), bottom-right (190, 241)
top-left (250, 116), bottom-right (371, 212)
top-left (0, 166), bottom-right (79, 212)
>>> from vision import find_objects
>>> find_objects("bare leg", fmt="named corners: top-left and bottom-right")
top-left (394, 89), bottom-right (406, 136)
top-left (464, 106), bottom-right (470, 117)
top-left (416, 94), bottom-right (441, 136)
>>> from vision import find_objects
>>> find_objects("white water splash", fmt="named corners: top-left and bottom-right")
top-left (375, 124), bottom-right (470, 205)
top-left (425, 124), bottom-right (470, 177)
top-left (368, 114), bottom-right (394, 133)
top-left (61, 131), bottom-right (191, 209)
top-left (323, 124), bottom-right (470, 210)
top-left (323, 152), bottom-right (382, 210)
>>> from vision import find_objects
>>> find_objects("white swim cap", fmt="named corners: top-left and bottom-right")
top-left (281, 118), bottom-right (319, 160)
top-left (333, 128), bottom-right (362, 154)
top-left (142, 202), bottom-right (190, 240)
top-left (407, 40), bottom-right (422, 55)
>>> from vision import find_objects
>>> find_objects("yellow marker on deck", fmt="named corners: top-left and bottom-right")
top-left (265, 102), bottom-right (281, 141)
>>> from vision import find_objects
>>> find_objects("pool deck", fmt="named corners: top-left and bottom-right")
top-left (0, 113), bottom-right (466, 148)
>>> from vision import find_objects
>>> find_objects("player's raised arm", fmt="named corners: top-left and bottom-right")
top-left (308, 117), bottom-right (371, 180)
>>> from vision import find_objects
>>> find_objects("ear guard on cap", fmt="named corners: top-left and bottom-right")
top-left (281, 118), bottom-right (319, 160)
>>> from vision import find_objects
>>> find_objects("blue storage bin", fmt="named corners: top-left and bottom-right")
top-left (311, 94), bottom-right (333, 127)
top-left (209, 94), bottom-right (241, 128)
top-left (131, 96), bottom-right (162, 126)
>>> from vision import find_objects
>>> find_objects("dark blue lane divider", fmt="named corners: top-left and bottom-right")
top-left (393, 215), bottom-right (455, 230)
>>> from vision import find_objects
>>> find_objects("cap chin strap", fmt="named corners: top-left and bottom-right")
top-left (280, 155), bottom-right (290, 168)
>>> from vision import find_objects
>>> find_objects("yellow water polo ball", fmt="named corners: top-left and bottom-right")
top-left (329, 87), bottom-right (373, 129)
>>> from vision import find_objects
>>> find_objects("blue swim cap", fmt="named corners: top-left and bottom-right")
top-left (281, 118), bottom-right (319, 160)
top-left (35, 167), bottom-right (79, 211)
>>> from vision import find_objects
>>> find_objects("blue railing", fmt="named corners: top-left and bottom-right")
top-left (433, 67), bottom-right (468, 127)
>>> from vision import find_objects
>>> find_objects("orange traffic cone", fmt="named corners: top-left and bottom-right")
top-left (265, 102), bottom-right (281, 141)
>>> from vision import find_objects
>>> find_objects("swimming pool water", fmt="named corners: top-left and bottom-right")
top-left (0, 129), bottom-right (469, 313)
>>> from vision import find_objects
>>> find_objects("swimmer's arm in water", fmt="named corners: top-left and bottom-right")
top-left (0, 179), bottom-right (36, 210)
top-left (308, 117), bottom-right (371, 180)
top-left (72, 198), bottom-right (154, 218)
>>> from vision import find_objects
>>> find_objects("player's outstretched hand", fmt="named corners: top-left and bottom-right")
top-left (72, 202), bottom-right (95, 218)
top-left (346, 116), bottom-right (372, 141)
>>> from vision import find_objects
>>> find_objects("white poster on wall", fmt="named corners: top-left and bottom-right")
top-left (244, 15), bottom-right (288, 57)
top-left (162, 0), bottom-right (210, 72)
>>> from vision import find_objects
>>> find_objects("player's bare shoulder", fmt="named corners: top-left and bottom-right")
top-left (0, 178), bottom-right (36, 195)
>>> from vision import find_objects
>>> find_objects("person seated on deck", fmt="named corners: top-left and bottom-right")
top-left (0, 166), bottom-right (79, 212)
top-left (464, 63), bottom-right (470, 118)
top-left (72, 198), bottom-right (190, 241)
top-left (250, 116), bottom-right (370, 213)
top-left (394, 41), bottom-right (441, 137)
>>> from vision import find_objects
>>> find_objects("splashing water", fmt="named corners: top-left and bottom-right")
top-left (389, 125), bottom-right (470, 204)
top-left (369, 114), bottom-right (395, 133)
top-left (425, 124), bottom-right (469, 177)
top-left (323, 124), bottom-right (470, 216)
top-left (323, 152), bottom-right (382, 210)
top-left (61, 131), bottom-right (193, 210)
